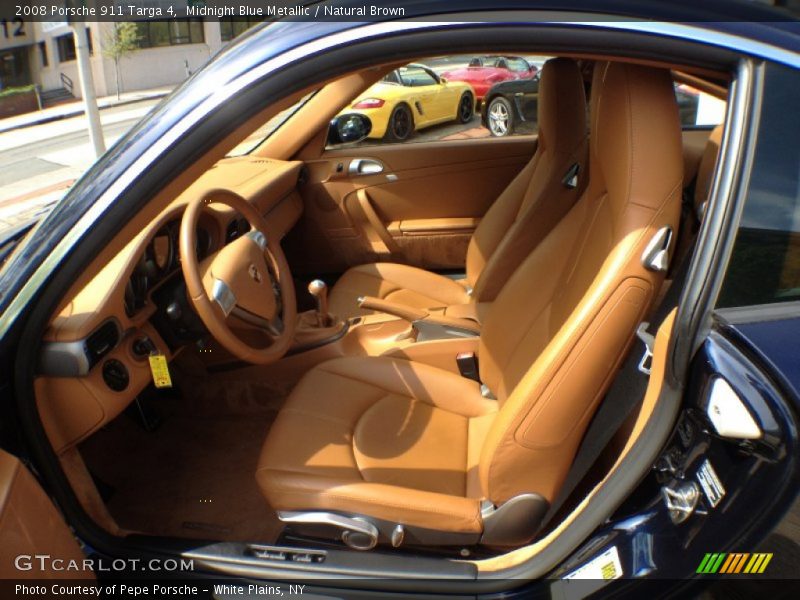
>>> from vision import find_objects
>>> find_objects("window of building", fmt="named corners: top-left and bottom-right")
top-left (56, 29), bottom-right (93, 63)
top-left (220, 18), bottom-right (262, 42)
top-left (0, 47), bottom-right (32, 87)
top-left (38, 41), bottom-right (48, 68)
top-left (135, 19), bottom-right (204, 48)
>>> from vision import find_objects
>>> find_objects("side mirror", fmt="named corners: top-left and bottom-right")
top-left (439, 76), bottom-right (448, 84)
top-left (327, 113), bottom-right (372, 146)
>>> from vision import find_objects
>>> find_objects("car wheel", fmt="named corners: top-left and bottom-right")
top-left (384, 104), bottom-right (414, 141)
top-left (457, 92), bottom-right (474, 123)
top-left (487, 96), bottom-right (514, 137)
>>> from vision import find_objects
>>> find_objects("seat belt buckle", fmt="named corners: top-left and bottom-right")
top-left (456, 352), bottom-right (480, 382)
top-left (635, 322), bottom-right (655, 376)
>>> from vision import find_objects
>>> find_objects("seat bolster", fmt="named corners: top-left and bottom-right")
top-left (318, 356), bottom-right (496, 418)
top-left (329, 263), bottom-right (471, 319)
top-left (255, 470), bottom-right (483, 534)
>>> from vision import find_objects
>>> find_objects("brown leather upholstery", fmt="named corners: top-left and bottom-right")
top-left (328, 58), bottom-right (589, 319)
top-left (257, 357), bottom-right (495, 532)
top-left (257, 62), bottom-right (683, 541)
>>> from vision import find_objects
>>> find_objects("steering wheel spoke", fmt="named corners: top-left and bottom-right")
top-left (265, 315), bottom-right (285, 339)
top-left (211, 278), bottom-right (237, 317)
top-left (245, 229), bottom-right (268, 251)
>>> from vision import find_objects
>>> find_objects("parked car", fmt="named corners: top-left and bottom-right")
top-left (439, 55), bottom-right (537, 106)
top-left (0, 3), bottom-right (799, 598)
top-left (337, 63), bottom-right (474, 141)
top-left (481, 75), bottom-right (540, 137)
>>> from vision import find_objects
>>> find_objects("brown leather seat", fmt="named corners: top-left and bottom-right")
top-left (257, 62), bottom-right (683, 547)
top-left (328, 57), bottom-right (589, 319)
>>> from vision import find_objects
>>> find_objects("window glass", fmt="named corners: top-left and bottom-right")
top-left (506, 57), bottom-right (530, 73)
top-left (55, 29), bottom-right (92, 63)
top-left (136, 19), bottom-right (204, 48)
top-left (327, 55), bottom-right (548, 149)
top-left (718, 63), bottom-right (800, 308)
top-left (398, 65), bottom-right (438, 87)
top-left (674, 83), bottom-right (726, 127)
top-left (226, 92), bottom-right (317, 157)
top-left (220, 18), bottom-right (262, 42)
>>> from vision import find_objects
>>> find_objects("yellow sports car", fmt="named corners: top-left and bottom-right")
top-left (340, 63), bottom-right (476, 141)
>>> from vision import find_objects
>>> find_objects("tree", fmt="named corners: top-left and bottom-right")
top-left (103, 22), bottom-right (140, 100)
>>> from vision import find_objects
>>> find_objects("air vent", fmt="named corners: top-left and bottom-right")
top-left (86, 320), bottom-right (121, 369)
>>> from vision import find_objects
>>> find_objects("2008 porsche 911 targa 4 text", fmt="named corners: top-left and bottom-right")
top-left (0, 1), bottom-right (799, 599)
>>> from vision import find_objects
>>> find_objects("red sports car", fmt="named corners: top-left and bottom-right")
top-left (440, 55), bottom-right (537, 106)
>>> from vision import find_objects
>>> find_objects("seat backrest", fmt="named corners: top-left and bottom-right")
top-left (476, 62), bottom-right (683, 505)
top-left (466, 58), bottom-right (589, 302)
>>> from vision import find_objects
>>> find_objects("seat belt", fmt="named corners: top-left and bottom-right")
top-left (541, 253), bottom-right (692, 527)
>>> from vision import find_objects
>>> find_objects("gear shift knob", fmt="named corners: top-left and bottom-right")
top-left (307, 279), bottom-right (330, 327)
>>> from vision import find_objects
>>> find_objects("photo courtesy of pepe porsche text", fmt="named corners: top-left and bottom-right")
top-left (15, 583), bottom-right (308, 597)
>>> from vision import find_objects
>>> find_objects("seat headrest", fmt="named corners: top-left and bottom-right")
top-left (589, 62), bottom-right (683, 213)
top-left (468, 58), bottom-right (482, 67)
top-left (536, 58), bottom-right (588, 157)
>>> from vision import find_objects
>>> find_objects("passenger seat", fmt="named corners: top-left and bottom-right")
top-left (328, 57), bottom-right (590, 320)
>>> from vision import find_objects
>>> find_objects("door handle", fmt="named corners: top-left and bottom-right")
top-left (348, 159), bottom-right (384, 176)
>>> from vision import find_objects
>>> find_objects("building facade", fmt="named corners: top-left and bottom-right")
top-left (0, 18), bottom-right (259, 98)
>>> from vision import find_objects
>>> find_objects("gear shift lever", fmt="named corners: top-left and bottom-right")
top-left (308, 279), bottom-right (331, 327)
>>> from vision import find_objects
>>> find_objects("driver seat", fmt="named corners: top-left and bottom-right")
top-left (256, 62), bottom-right (683, 548)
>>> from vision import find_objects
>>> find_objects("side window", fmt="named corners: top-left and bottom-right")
top-left (328, 54), bottom-right (548, 149)
top-left (674, 83), bottom-right (726, 127)
top-left (718, 63), bottom-right (800, 308)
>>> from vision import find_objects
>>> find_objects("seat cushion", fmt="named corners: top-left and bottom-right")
top-left (328, 263), bottom-right (471, 320)
top-left (256, 356), bottom-right (496, 533)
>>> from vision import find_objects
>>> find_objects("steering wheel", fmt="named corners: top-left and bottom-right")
top-left (180, 190), bottom-right (296, 364)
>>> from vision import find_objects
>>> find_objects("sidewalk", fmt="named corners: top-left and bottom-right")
top-left (0, 86), bottom-right (174, 134)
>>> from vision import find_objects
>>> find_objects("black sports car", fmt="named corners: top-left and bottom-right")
top-left (481, 75), bottom-right (540, 137)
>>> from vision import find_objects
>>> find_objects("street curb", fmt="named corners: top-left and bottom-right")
top-left (0, 93), bottom-right (170, 135)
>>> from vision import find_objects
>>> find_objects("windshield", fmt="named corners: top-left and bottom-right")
top-left (226, 91), bottom-right (317, 157)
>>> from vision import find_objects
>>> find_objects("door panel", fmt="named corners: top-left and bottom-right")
top-left (0, 450), bottom-right (92, 579)
top-left (288, 136), bottom-right (535, 275)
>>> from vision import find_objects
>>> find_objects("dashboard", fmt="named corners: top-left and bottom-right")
top-left (37, 156), bottom-right (304, 455)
